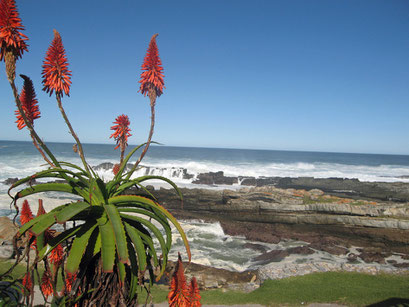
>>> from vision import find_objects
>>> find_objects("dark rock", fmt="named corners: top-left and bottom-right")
top-left (163, 261), bottom-right (258, 290)
top-left (240, 177), bottom-right (256, 186)
top-left (347, 253), bottom-right (358, 262)
top-left (254, 249), bottom-right (289, 264)
top-left (3, 178), bottom-right (18, 185)
top-left (193, 171), bottom-right (238, 185)
top-left (393, 262), bottom-right (409, 268)
top-left (309, 243), bottom-right (348, 255)
top-left (287, 246), bottom-right (315, 255)
top-left (358, 251), bottom-right (386, 264)
top-left (387, 259), bottom-right (397, 265)
top-left (93, 162), bottom-right (114, 171)
top-left (243, 243), bottom-right (268, 253)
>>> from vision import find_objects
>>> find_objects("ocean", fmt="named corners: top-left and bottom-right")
top-left (1, 140), bottom-right (409, 272)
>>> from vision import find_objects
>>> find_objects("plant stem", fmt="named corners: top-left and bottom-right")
top-left (132, 95), bottom-right (156, 170)
top-left (56, 94), bottom-right (90, 174)
top-left (30, 132), bottom-right (54, 167)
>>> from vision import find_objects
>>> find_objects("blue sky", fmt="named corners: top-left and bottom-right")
top-left (0, 0), bottom-right (408, 155)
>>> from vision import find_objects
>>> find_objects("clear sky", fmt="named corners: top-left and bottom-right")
top-left (0, 0), bottom-right (408, 155)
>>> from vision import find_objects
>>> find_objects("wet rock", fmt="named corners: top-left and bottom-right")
top-left (347, 253), bottom-right (358, 262)
top-left (193, 171), bottom-right (238, 185)
top-left (254, 249), bottom-right (289, 264)
top-left (3, 177), bottom-right (18, 185)
top-left (93, 162), bottom-right (114, 171)
top-left (165, 261), bottom-right (259, 290)
top-left (243, 243), bottom-right (269, 253)
top-left (393, 262), bottom-right (409, 268)
top-left (287, 246), bottom-right (315, 255)
top-left (309, 242), bottom-right (349, 255)
top-left (239, 177), bottom-right (256, 186)
top-left (358, 251), bottom-right (386, 264)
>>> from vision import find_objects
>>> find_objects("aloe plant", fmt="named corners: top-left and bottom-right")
top-left (9, 145), bottom-right (190, 305)
top-left (0, 1), bottom-right (190, 305)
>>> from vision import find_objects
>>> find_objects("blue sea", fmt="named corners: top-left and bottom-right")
top-left (1, 140), bottom-right (409, 272)
top-left (0, 140), bottom-right (408, 191)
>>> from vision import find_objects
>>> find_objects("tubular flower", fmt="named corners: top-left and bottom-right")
top-left (0, 0), bottom-right (28, 61)
top-left (36, 200), bottom-right (46, 216)
top-left (48, 244), bottom-right (64, 265)
top-left (168, 253), bottom-right (189, 307)
top-left (188, 277), bottom-right (201, 307)
top-left (110, 114), bottom-right (132, 151)
top-left (65, 272), bottom-right (76, 293)
top-left (20, 199), bottom-right (33, 225)
top-left (15, 74), bottom-right (40, 130)
top-left (22, 272), bottom-right (33, 294)
top-left (42, 29), bottom-right (71, 97)
top-left (139, 34), bottom-right (164, 99)
top-left (112, 163), bottom-right (120, 175)
top-left (40, 271), bottom-right (53, 298)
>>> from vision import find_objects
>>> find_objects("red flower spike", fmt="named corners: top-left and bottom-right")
top-left (36, 199), bottom-right (46, 216)
top-left (22, 272), bottom-right (33, 294)
top-left (15, 74), bottom-right (40, 130)
top-left (110, 114), bottom-right (131, 151)
top-left (40, 271), bottom-right (53, 298)
top-left (112, 163), bottom-right (120, 175)
top-left (139, 34), bottom-right (165, 98)
top-left (42, 29), bottom-right (71, 97)
top-left (168, 253), bottom-right (189, 307)
top-left (65, 272), bottom-right (76, 293)
top-left (48, 244), bottom-right (63, 265)
top-left (188, 277), bottom-right (201, 307)
top-left (0, 0), bottom-right (28, 61)
top-left (20, 199), bottom-right (33, 225)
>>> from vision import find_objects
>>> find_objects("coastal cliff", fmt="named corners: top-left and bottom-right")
top-left (137, 185), bottom-right (409, 255)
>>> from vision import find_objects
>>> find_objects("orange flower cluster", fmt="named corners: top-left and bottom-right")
top-left (110, 114), bottom-right (132, 150)
top-left (139, 34), bottom-right (164, 98)
top-left (19, 199), bottom-right (33, 225)
top-left (42, 29), bottom-right (71, 97)
top-left (168, 254), bottom-right (201, 307)
top-left (49, 243), bottom-right (64, 265)
top-left (22, 272), bottom-right (33, 294)
top-left (41, 271), bottom-right (53, 298)
top-left (65, 272), bottom-right (77, 293)
top-left (188, 277), bottom-right (201, 307)
top-left (0, 0), bottom-right (28, 61)
top-left (15, 74), bottom-right (40, 130)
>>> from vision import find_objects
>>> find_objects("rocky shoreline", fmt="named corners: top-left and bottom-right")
top-left (2, 167), bottom-right (409, 290)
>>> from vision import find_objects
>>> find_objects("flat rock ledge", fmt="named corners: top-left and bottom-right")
top-left (258, 261), bottom-right (409, 282)
top-left (137, 186), bottom-right (409, 253)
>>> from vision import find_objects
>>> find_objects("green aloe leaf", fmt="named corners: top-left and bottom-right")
top-left (98, 214), bottom-right (116, 273)
top-left (118, 207), bottom-right (171, 251)
top-left (55, 202), bottom-right (90, 223)
top-left (110, 195), bottom-right (191, 262)
top-left (117, 261), bottom-right (126, 284)
top-left (124, 219), bottom-right (158, 267)
top-left (104, 204), bottom-right (129, 264)
top-left (126, 241), bottom-right (139, 301)
top-left (66, 222), bottom-right (98, 274)
top-left (14, 183), bottom-right (81, 201)
top-left (30, 212), bottom-right (57, 236)
top-left (124, 222), bottom-right (147, 271)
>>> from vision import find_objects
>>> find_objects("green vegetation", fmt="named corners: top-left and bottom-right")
top-left (2, 260), bottom-right (409, 306)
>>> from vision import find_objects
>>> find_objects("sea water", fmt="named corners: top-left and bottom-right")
top-left (1, 140), bottom-right (409, 272)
